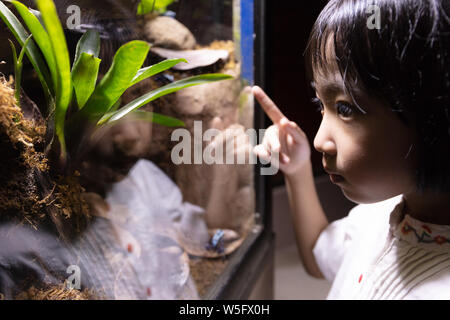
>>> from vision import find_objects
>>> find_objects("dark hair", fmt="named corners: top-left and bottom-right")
top-left (305, 0), bottom-right (450, 194)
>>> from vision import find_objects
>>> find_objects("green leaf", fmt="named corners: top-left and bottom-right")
top-left (81, 40), bottom-right (150, 119)
top-left (133, 110), bottom-right (185, 127)
top-left (137, 0), bottom-right (174, 15)
top-left (71, 31), bottom-right (101, 109)
top-left (11, 1), bottom-right (57, 92)
top-left (9, 39), bottom-right (18, 101)
top-left (74, 29), bottom-right (100, 64)
top-left (9, 34), bottom-right (32, 105)
top-left (98, 109), bottom-right (185, 128)
top-left (110, 98), bottom-right (122, 112)
top-left (36, 0), bottom-right (73, 157)
top-left (0, 0), bottom-right (52, 100)
top-left (130, 58), bottom-right (187, 86)
top-left (71, 52), bottom-right (101, 109)
top-left (29, 8), bottom-right (43, 25)
top-left (9, 39), bottom-right (17, 64)
top-left (137, 0), bottom-right (154, 15)
top-left (99, 73), bottom-right (233, 124)
top-left (17, 34), bottom-right (33, 66)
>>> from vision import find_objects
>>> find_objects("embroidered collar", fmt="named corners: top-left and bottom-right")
top-left (389, 195), bottom-right (450, 249)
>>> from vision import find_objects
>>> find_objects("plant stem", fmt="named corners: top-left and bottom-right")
top-left (9, 35), bottom-right (33, 106)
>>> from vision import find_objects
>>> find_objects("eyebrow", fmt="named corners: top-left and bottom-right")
top-left (311, 81), bottom-right (368, 114)
top-left (311, 81), bottom-right (347, 99)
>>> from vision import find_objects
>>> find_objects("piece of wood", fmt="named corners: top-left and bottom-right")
top-left (150, 47), bottom-right (229, 70)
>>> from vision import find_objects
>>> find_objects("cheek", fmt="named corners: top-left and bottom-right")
top-left (337, 139), bottom-right (372, 182)
top-left (336, 131), bottom-right (416, 203)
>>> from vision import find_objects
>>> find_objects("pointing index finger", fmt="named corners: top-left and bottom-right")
top-left (252, 86), bottom-right (286, 124)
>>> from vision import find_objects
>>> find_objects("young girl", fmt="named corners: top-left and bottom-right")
top-left (253, 0), bottom-right (450, 299)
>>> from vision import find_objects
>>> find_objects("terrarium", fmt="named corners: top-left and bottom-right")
top-left (0, 0), bottom-right (270, 300)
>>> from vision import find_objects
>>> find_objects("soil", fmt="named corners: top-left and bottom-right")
top-left (14, 283), bottom-right (99, 300)
top-left (189, 256), bottom-right (228, 298)
top-left (0, 77), bottom-right (90, 241)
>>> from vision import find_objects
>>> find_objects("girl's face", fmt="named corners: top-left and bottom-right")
top-left (312, 71), bottom-right (418, 204)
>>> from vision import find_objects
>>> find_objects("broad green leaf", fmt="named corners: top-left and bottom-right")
top-left (137, 0), bottom-right (154, 14)
top-left (137, 0), bottom-right (174, 15)
top-left (11, 1), bottom-right (57, 91)
top-left (131, 110), bottom-right (185, 127)
top-left (130, 58), bottom-right (187, 86)
top-left (74, 29), bottom-right (100, 64)
top-left (100, 73), bottom-right (233, 124)
top-left (72, 52), bottom-right (101, 109)
top-left (36, 0), bottom-right (72, 157)
top-left (0, 1), bottom-right (52, 99)
top-left (81, 40), bottom-right (150, 118)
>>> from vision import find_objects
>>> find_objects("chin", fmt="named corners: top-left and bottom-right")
top-left (340, 187), bottom-right (395, 205)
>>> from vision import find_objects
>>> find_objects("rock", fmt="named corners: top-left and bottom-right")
top-left (89, 79), bottom-right (155, 160)
top-left (143, 16), bottom-right (196, 50)
top-left (173, 122), bottom-right (255, 235)
top-left (92, 115), bottom-right (153, 160)
top-left (173, 87), bottom-right (206, 115)
top-left (229, 185), bottom-right (255, 234)
top-left (174, 69), bottom-right (239, 119)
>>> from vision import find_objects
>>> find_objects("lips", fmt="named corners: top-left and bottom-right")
top-left (329, 173), bottom-right (345, 183)
top-left (323, 166), bottom-right (345, 183)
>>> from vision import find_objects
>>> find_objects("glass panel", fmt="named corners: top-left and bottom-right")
top-left (0, 0), bottom-right (260, 300)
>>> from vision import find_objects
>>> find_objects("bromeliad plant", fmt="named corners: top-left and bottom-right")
top-left (0, 0), bottom-right (232, 169)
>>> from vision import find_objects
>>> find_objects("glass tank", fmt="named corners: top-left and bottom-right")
top-left (0, 0), bottom-right (269, 300)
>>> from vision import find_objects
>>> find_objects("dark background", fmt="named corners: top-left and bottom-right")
top-left (264, 1), bottom-right (329, 186)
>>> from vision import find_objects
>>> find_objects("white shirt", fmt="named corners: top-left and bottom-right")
top-left (313, 195), bottom-right (450, 299)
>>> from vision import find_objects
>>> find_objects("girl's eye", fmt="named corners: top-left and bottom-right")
top-left (336, 101), bottom-right (354, 118)
top-left (312, 98), bottom-right (355, 119)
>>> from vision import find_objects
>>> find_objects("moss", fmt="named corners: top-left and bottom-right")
top-left (0, 77), bottom-right (90, 237)
top-left (14, 283), bottom-right (100, 300)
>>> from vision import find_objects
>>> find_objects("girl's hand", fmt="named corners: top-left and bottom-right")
top-left (252, 86), bottom-right (311, 176)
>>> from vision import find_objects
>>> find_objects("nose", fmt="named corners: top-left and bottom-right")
top-left (313, 119), bottom-right (337, 156)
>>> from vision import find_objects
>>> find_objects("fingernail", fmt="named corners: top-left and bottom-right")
top-left (252, 86), bottom-right (261, 94)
